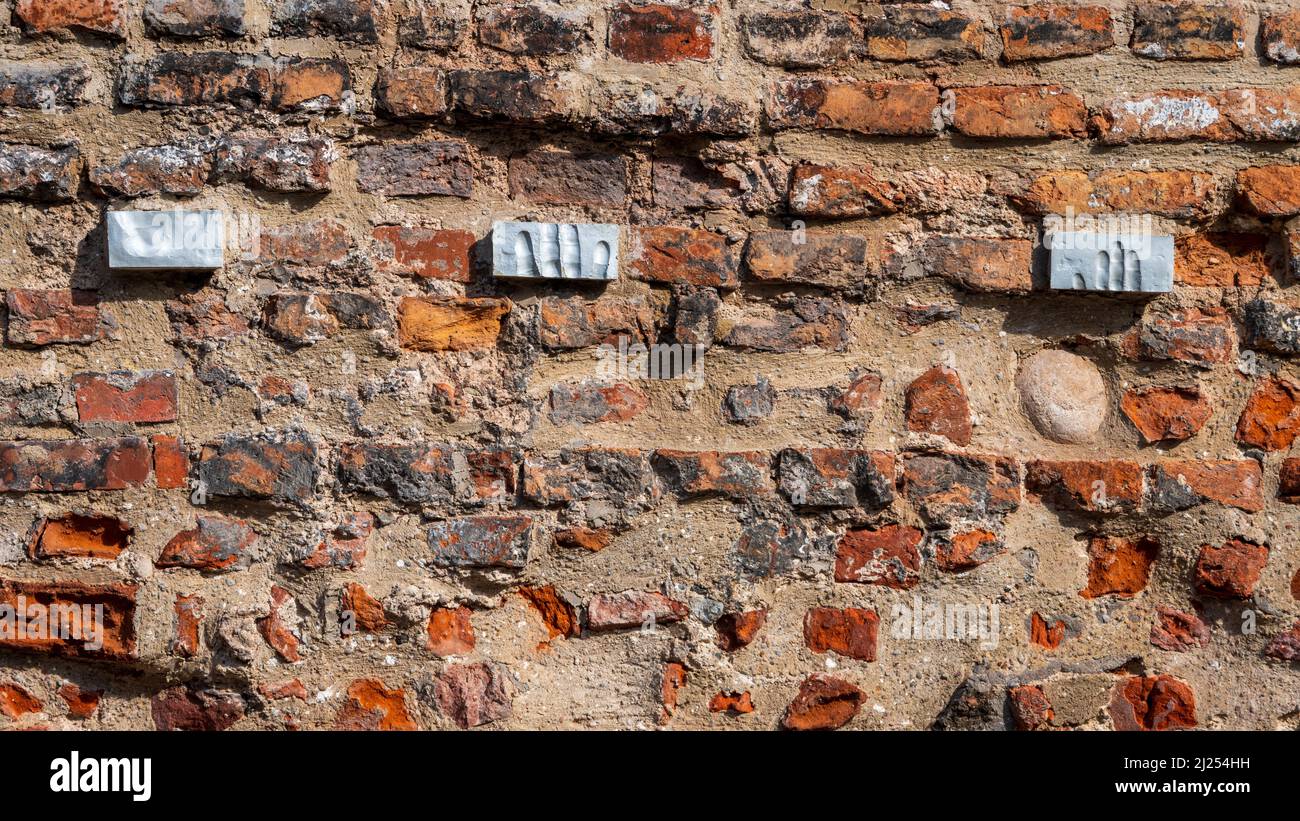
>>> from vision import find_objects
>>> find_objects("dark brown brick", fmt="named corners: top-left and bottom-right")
top-left (508, 149), bottom-right (627, 207)
top-left (272, 0), bottom-right (377, 43)
top-left (118, 51), bottom-right (271, 108)
top-left (591, 79), bottom-right (756, 136)
top-left (0, 436), bottom-right (151, 491)
top-left (608, 2), bottom-right (715, 63)
top-left (355, 141), bottom-right (472, 198)
top-left (477, 2), bottom-right (589, 55)
top-left (449, 69), bottom-right (577, 126)
top-left (0, 144), bottom-right (80, 202)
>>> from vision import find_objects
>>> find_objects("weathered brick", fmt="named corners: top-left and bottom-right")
top-left (118, 52), bottom-right (271, 108)
top-left (628, 226), bottom-right (737, 288)
top-left (553, 527), bottom-right (612, 552)
top-left (58, 683), bottom-right (101, 719)
top-left (923, 237), bottom-right (1033, 293)
top-left (946, 85), bottom-right (1086, 139)
top-left (1121, 386), bottom-right (1211, 444)
top-left (905, 365), bottom-right (972, 446)
top-left (651, 157), bottom-right (742, 210)
top-left (157, 514), bottom-right (257, 572)
top-left (0, 578), bottom-right (137, 660)
top-left (768, 79), bottom-right (941, 137)
top-left (549, 382), bottom-right (648, 425)
top-left (172, 593), bottom-right (201, 657)
top-left (144, 0), bottom-right (245, 37)
top-left (73, 371), bottom-right (178, 424)
top-left (0, 437), bottom-right (150, 492)
top-left (355, 141), bottom-right (472, 197)
top-left (537, 295), bottom-right (659, 350)
top-left (777, 448), bottom-right (893, 509)
top-left (587, 590), bottom-right (687, 630)
top-left (272, 0), bottom-right (377, 43)
top-left (932, 528), bottom-right (1004, 571)
top-left (262, 292), bottom-right (386, 347)
top-left (477, 2), bottom-right (589, 55)
top-left (1195, 539), bottom-right (1268, 598)
top-left (1146, 459), bottom-right (1263, 513)
top-left (715, 610), bottom-right (766, 651)
top-left (654, 449), bottom-right (772, 499)
top-left (339, 581), bottom-right (387, 634)
top-left (1281, 458), bottom-right (1300, 504)
top-left (518, 586), bottom-right (578, 641)
top-left (1000, 4), bottom-right (1114, 61)
top-left (788, 163), bottom-right (908, 218)
top-left (1261, 11), bottom-right (1300, 65)
top-left (1122, 307), bottom-right (1236, 367)
top-left (1110, 674), bottom-right (1197, 731)
top-left (901, 451), bottom-right (1021, 524)
top-left (1235, 376), bottom-right (1300, 452)
top-left (1093, 89), bottom-right (1300, 143)
top-left (828, 371), bottom-right (883, 419)
top-left (215, 135), bottom-right (333, 193)
top-left (399, 2), bottom-right (464, 51)
top-left (258, 218), bottom-right (352, 266)
top-left (1265, 622), bottom-right (1300, 661)
top-left (7, 289), bottom-right (107, 347)
top-left (522, 447), bottom-right (658, 509)
top-left (723, 297), bottom-right (849, 352)
top-left (1176, 233), bottom-right (1272, 287)
top-left (835, 523), bottom-right (922, 588)
top-left (1236, 166), bottom-right (1300, 217)
top-left (1080, 535), bottom-right (1159, 598)
top-left (335, 679), bottom-right (416, 730)
top-left (89, 144), bottom-right (208, 198)
top-left (28, 513), bottom-right (131, 560)
top-left (1026, 459), bottom-right (1143, 514)
top-left (1012, 169), bottom-right (1216, 219)
top-left (398, 296), bottom-right (510, 352)
top-left (508, 149), bottom-right (627, 207)
top-left (427, 515), bottom-right (534, 569)
top-left (781, 674), bottom-right (862, 731)
top-left (744, 231), bottom-right (869, 288)
top-left (434, 662), bottom-right (511, 729)
top-left (1009, 685), bottom-right (1054, 729)
top-left (258, 585), bottom-right (300, 661)
top-left (0, 145), bottom-right (79, 202)
top-left (709, 691), bottom-right (754, 715)
top-left (591, 79), bottom-right (756, 136)
top-left (166, 289), bottom-right (249, 343)
top-left (373, 226), bottom-right (475, 281)
top-left (300, 512), bottom-right (373, 569)
top-left (0, 62), bottom-right (89, 110)
top-left (152, 685), bottom-right (245, 730)
top-left (1130, 2), bottom-right (1243, 61)
top-left (740, 10), bottom-right (858, 68)
top-left (16, 0), bottom-right (123, 36)
top-left (270, 56), bottom-right (350, 112)
top-left (427, 605), bottom-right (475, 655)
top-left (723, 377), bottom-right (774, 425)
top-left (198, 429), bottom-right (319, 504)
top-left (374, 67), bottom-right (448, 119)
top-left (803, 607), bottom-right (878, 661)
top-left (1030, 612), bottom-right (1067, 649)
top-left (0, 380), bottom-right (69, 427)
top-left (449, 69), bottom-right (577, 125)
top-left (1151, 606), bottom-right (1210, 651)
top-left (863, 7), bottom-right (982, 63)
top-left (608, 2), bottom-right (714, 63)
top-left (337, 443), bottom-right (515, 507)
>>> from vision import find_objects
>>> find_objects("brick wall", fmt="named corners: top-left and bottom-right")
top-left (0, 0), bottom-right (1298, 731)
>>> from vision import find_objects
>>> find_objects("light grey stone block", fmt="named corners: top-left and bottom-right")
top-left (492, 221), bottom-right (617, 281)
top-left (1048, 231), bottom-right (1173, 293)
top-left (106, 210), bottom-right (225, 270)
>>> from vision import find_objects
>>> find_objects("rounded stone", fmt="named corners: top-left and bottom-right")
top-left (1015, 350), bottom-right (1106, 444)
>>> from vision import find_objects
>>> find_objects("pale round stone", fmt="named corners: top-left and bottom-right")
top-left (1015, 350), bottom-right (1107, 444)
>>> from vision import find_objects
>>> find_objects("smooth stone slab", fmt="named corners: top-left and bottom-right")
top-left (106, 210), bottom-right (225, 270)
top-left (1048, 231), bottom-right (1173, 293)
top-left (492, 221), bottom-right (618, 281)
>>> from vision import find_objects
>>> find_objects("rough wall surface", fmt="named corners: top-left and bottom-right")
top-left (0, 0), bottom-right (1298, 731)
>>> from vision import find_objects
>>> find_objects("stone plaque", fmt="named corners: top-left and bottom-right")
top-left (492, 221), bottom-right (618, 281)
top-left (1048, 232), bottom-right (1173, 293)
top-left (106, 210), bottom-right (225, 270)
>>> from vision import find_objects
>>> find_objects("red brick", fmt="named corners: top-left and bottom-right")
top-left (0, 437), bottom-right (151, 492)
top-left (553, 526), bottom-right (613, 552)
top-left (660, 661), bottom-right (686, 724)
top-left (257, 584), bottom-right (300, 662)
top-left (628, 226), bottom-right (737, 288)
top-left (1000, 4), bottom-right (1114, 61)
top-left (537, 294), bottom-right (659, 350)
top-left (57, 683), bottom-right (101, 719)
top-left (923, 237), bottom-right (1033, 293)
top-left (1120, 385), bottom-right (1212, 444)
top-left (1236, 376), bottom-right (1300, 452)
top-left (767, 78), bottom-right (941, 136)
top-left (1027, 460), bottom-right (1143, 514)
top-left (152, 685), bottom-right (245, 731)
top-left (803, 607), bottom-right (879, 661)
top-left (715, 610), bottom-right (766, 651)
top-left (1280, 458), bottom-right (1300, 504)
top-left (172, 594), bottom-right (201, 658)
top-left (152, 434), bottom-right (188, 489)
top-left (1265, 622), bottom-right (1300, 661)
top-left (398, 296), bottom-right (510, 352)
top-left (905, 365), bottom-right (972, 446)
top-left (587, 590), bottom-right (687, 631)
top-left (508, 149), bottom-right (627, 207)
top-left (788, 163), bottom-right (908, 218)
top-left (477, 3), bottom-right (589, 55)
top-left (427, 606), bottom-right (475, 656)
top-left (1009, 685), bottom-right (1054, 730)
top-left (651, 157), bottom-right (742, 210)
top-left (1176, 233), bottom-right (1273, 287)
top-left (1030, 612), bottom-right (1067, 649)
top-left (1147, 459), bottom-right (1263, 513)
top-left (1262, 11), bottom-right (1300, 65)
top-left (1012, 169), bottom-right (1216, 218)
top-left (1123, 307), bottom-right (1236, 367)
top-left (1194, 539), bottom-right (1268, 598)
top-left (259, 679), bottom-right (308, 701)
top-left (519, 586), bottom-right (579, 641)
top-left (0, 579), bottom-right (137, 660)
top-left (835, 524), bottom-right (923, 588)
top-left (1130, 1), bottom-right (1244, 61)
top-left (653, 450), bottom-right (773, 498)
top-left (434, 662), bottom-right (511, 728)
top-left (73, 370), bottom-right (177, 424)
top-left (609, 2), bottom-right (714, 63)
top-left (932, 528), bottom-right (1004, 571)
top-left (28, 513), bottom-right (131, 560)
top-left (6, 289), bottom-right (107, 347)
top-left (549, 382), bottom-right (648, 424)
top-left (1236, 166), bottom-right (1300, 217)
top-left (1081, 535), bottom-right (1159, 599)
top-left (864, 7), bottom-right (982, 62)
top-left (300, 512), bottom-right (373, 570)
top-left (828, 371), bottom-right (884, 419)
top-left (781, 674), bottom-right (862, 731)
top-left (740, 10), bottom-right (858, 68)
top-left (156, 515), bottom-right (257, 572)
top-left (340, 582), bottom-right (388, 634)
top-left (354, 141), bottom-right (472, 198)
top-left (0, 682), bottom-right (42, 718)
top-left (1110, 674), bottom-right (1197, 731)
top-left (523, 447), bottom-right (657, 509)
top-left (335, 679), bottom-right (416, 731)
top-left (1150, 606), bottom-right (1210, 651)
top-left (373, 226), bottom-right (474, 281)
top-left (16, 0), bottom-right (122, 36)
top-left (744, 231), bottom-right (870, 288)
top-left (709, 691), bottom-right (754, 715)
top-left (374, 67), bottom-right (448, 119)
top-left (946, 85), bottom-right (1086, 139)
top-left (258, 218), bottom-right (352, 266)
